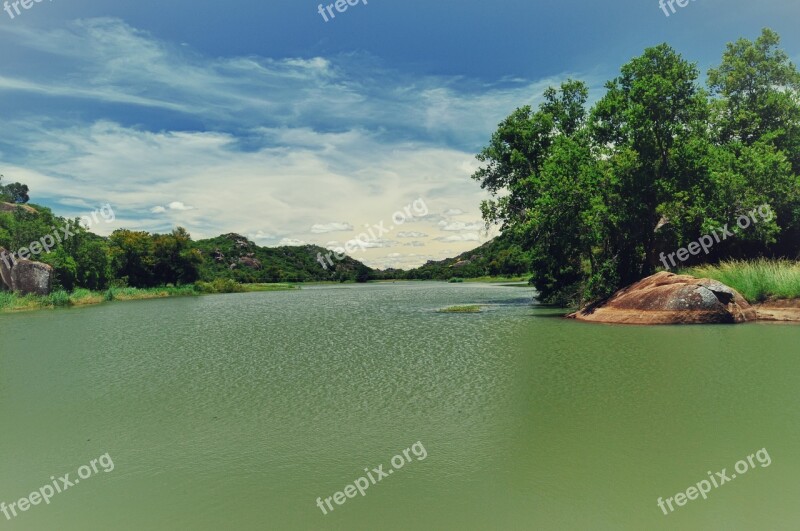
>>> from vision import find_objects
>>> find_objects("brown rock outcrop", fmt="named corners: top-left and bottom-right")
top-left (754, 300), bottom-right (800, 322)
top-left (569, 272), bottom-right (757, 325)
top-left (0, 202), bottom-right (37, 214)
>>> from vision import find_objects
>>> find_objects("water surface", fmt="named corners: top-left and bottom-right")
top-left (1, 282), bottom-right (798, 529)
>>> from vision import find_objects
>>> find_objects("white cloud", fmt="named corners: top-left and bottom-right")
top-left (434, 233), bottom-right (482, 243)
top-left (310, 222), bottom-right (353, 234)
top-left (168, 201), bottom-right (193, 211)
top-left (439, 221), bottom-right (484, 231)
top-left (343, 238), bottom-right (395, 249)
top-left (397, 231), bottom-right (428, 238)
top-left (248, 230), bottom-right (275, 241)
top-left (275, 238), bottom-right (306, 247)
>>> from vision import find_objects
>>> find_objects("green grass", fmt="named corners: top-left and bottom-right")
top-left (242, 283), bottom-right (300, 292)
top-left (0, 281), bottom-right (300, 313)
top-left (682, 259), bottom-right (800, 303)
top-left (437, 305), bottom-right (482, 313)
top-left (462, 275), bottom-right (530, 283)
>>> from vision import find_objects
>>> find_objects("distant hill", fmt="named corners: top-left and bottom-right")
top-left (191, 232), bottom-right (532, 283)
top-left (192, 233), bottom-right (371, 283)
top-left (400, 234), bottom-right (532, 280)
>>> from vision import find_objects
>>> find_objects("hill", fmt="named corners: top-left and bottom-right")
top-left (401, 234), bottom-right (532, 280)
top-left (192, 233), bottom-right (372, 283)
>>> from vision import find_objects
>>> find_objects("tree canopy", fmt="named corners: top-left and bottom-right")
top-left (473, 29), bottom-right (800, 304)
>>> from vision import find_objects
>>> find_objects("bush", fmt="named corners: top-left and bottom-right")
top-left (194, 278), bottom-right (245, 294)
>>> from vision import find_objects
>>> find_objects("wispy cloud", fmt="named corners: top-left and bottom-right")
top-left (0, 18), bottom-right (591, 267)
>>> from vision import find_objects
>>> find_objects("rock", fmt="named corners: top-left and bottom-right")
top-left (0, 202), bottom-right (37, 214)
top-left (9, 259), bottom-right (54, 296)
top-left (0, 247), bottom-right (12, 290)
top-left (238, 256), bottom-right (262, 269)
top-left (569, 271), bottom-right (757, 325)
top-left (754, 300), bottom-right (800, 322)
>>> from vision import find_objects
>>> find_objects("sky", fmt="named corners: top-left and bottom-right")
top-left (0, 0), bottom-right (798, 269)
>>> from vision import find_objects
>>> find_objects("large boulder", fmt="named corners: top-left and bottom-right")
top-left (569, 271), bottom-right (757, 325)
top-left (9, 259), bottom-right (54, 296)
top-left (0, 247), bottom-right (13, 291)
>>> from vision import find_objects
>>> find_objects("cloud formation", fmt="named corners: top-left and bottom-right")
top-left (0, 18), bottom-right (585, 267)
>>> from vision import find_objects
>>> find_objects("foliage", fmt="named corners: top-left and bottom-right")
top-left (0, 175), bottom-right (30, 203)
top-left (472, 29), bottom-right (800, 305)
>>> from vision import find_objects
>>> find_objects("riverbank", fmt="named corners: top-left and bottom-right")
top-left (0, 281), bottom-right (299, 313)
top-left (683, 260), bottom-right (800, 322)
top-left (571, 260), bottom-right (800, 325)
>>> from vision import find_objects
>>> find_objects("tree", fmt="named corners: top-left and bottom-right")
top-left (707, 28), bottom-right (800, 257)
top-left (592, 43), bottom-right (710, 284)
top-left (708, 28), bottom-right (800, 167)
top-left (0, 176), bottom-right (30, 204)
top-left (473, 80), bottom-right (607, 302)
top-left (109, 230), bottom-right (156, 287)
top-left (471, 30), bottom-right (800, 305)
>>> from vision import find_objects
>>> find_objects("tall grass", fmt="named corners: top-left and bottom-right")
top-left (0, 281), bottom-right (295, 313)
top-left (683, 259), bottom-right (800, 303)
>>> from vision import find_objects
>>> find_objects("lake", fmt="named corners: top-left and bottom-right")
top-left (1, 282), bottom-right (799, 530)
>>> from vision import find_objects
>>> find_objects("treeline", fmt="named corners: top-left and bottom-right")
top-left (0, 204), bottom-right (204, 290)
top-left (0, 203), bottom-right (378, 291)
top-left (473, 29), bottom-right (800, 304)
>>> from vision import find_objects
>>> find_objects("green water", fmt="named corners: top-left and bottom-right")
top-left (1, 282), bottom-right (799, 530)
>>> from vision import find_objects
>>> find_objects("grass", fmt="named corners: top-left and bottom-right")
top-left (0, 281), bottom-right (300, 313)
top-left (242, 283), bottom-right (300, 292)
top-left (682, 259), bottom-right (800, 303)
top-left (437, 305), bottom-right (482, 313)
top-left (462, 275), bottom-right (530, 283)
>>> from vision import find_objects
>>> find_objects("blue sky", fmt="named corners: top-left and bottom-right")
top-left (0, 0), bottom-right (798, 268)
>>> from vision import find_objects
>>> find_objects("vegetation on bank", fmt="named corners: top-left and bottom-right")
top-left (682, 259), bottom-right (800, 303)
top-left (0, 281), bottom-right (298, 313)
top-left (472, 29), bottom-right (800, 306)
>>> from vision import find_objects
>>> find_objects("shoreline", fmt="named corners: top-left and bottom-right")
top-left (0, 283), bottom-right (299, 314)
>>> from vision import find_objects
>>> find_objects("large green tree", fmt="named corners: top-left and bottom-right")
top-left (473, 30), bottom-right (800, 305)
top-left (591, 43), bottom-right (711, 284)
